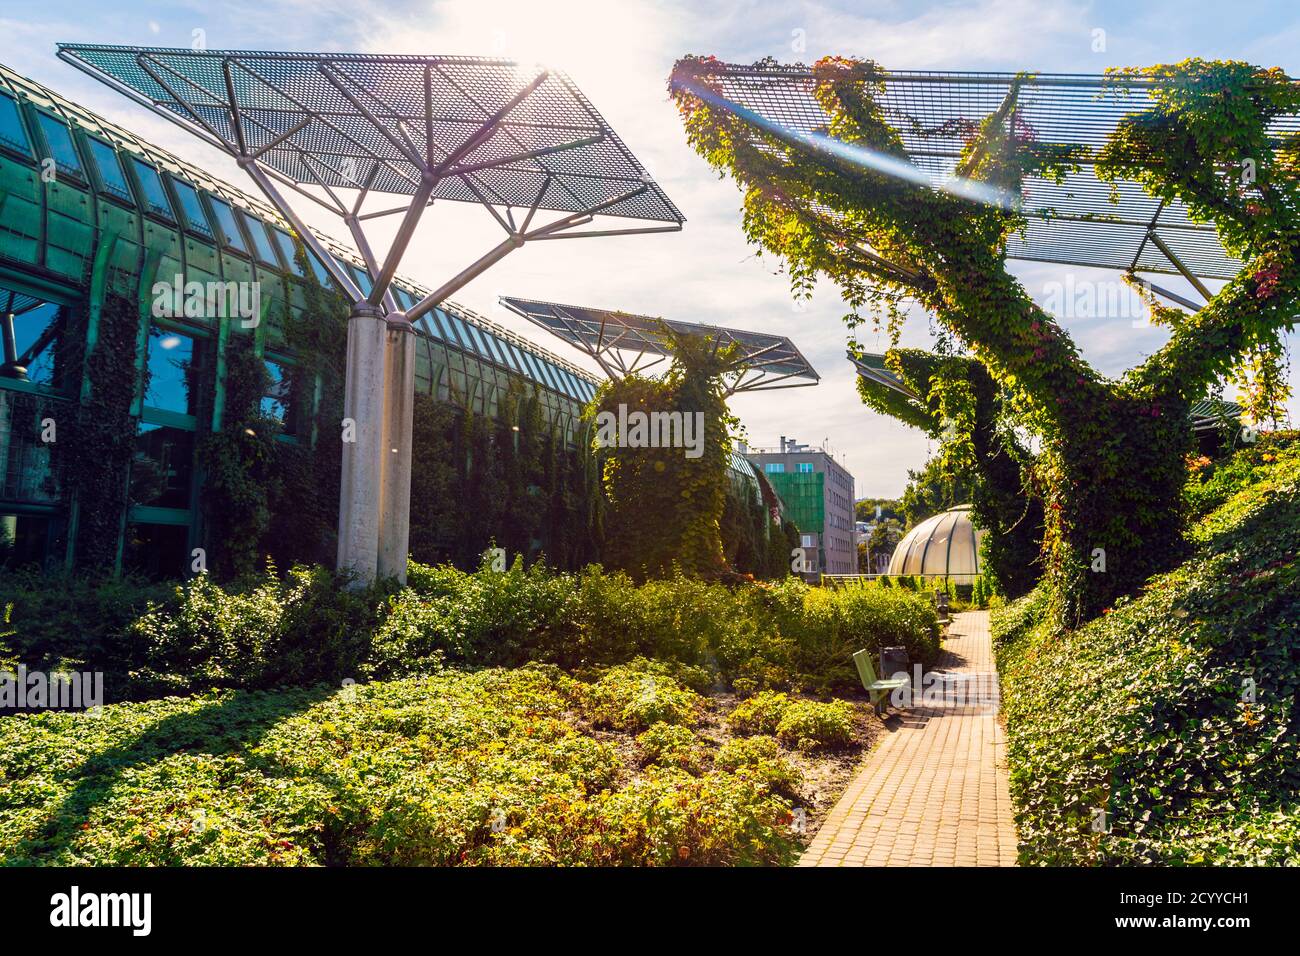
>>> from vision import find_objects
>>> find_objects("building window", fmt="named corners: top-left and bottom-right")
top-left (131, 423), bottom-right (195, 510)
top-left (144, 326), bottom-right (203, 416)
top-left (34, 114), bottom-right (84, 179)
top-left (241, 211), bottom-right (281, 268)
top-left (208, 198), bottom-right (250, 254)
top-left (302, 246), bottom-right (333, 288)
top-left (261, 358), bottom-right (299, 436)
top-left (797, 462), bottom-right (814, 473)
top-left (801, 534), bottom-right (814, 548)
top-left (171, 179), bottom-right (214, 239)
top-left (0, 513), bottom-right (52, 570)
top-left (2, 288), bottom-right (66, 389)
top-left (130, 159), bottom-right (175, 220)
top-left (271, 228), bottom-right (306, 277)
top-left (0, 93), bottom-right (31, 156)
top-left (85, 137), bottom-right (132, 202)
top-left (348, 263), bottom-right (373, 297)
top-left (765, 463), bottom-right (785, 474)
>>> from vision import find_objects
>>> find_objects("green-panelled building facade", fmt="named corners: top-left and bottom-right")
top-left (0, 61), bottom-right (601, 578)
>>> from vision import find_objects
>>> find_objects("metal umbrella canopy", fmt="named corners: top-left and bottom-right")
top-left (57, 44), bottom-right (685, 317)
top-left (498, 295), bottom-right (819, 394)
top-left (669, 60), bottom-right (1300, 297)
top-left (55, 44), bottom-right (686, 586)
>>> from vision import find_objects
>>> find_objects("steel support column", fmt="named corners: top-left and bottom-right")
top-left (378, 317), bottom-right (416, 583)
top-left (336, 303), bottom-right (388, 582)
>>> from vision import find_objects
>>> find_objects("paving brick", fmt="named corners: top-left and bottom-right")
top-left (800, 610), bottom-right (1018, 868)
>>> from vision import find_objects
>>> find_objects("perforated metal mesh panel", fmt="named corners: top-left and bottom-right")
top-left (670, 61), bottom-right (1300, 280)
top-left (498, 295), bottom-right (818, 388)
top-left (57, 44), bottom-right (684, 223)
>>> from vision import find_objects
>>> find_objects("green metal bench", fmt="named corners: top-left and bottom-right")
top-left (853, 648), bottom-right (910, 715)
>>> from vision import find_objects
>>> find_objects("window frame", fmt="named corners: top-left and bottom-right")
top-left (128, 158), bottom-right (177, 223)
top-left (168, 177), bottom-right (215, 240)
top-left (0, 91), bottom-right (33, 160)
top-left (83, 135), bottom-right (134, 205)
top-left (206, 196), bottom-right (252, 256)
top-left (239, 210), bottom-right (282, 270)
top-left (270, 227), bottom-right (307, 277)
top-left (32, 110), bottom-right (86, 182)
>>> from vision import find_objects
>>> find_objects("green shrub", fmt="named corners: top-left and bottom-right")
top-left (990, 584), bottom-right (1051, 650)
top-left (726, 690), bottom-right (792, 735)
top-left (636, 722), bottom-right (706, 773)
top-left (997, 441), bottom-right (1300, 865)
top-left (402, 555), bottom-right (575, 667)
top-left (775, 700), bottom-right (856, 751)
top-left (126, 565), bottom-right (379, 695)
top-left (715, 735), bottom-right (802, 797)
top-left (779, 583), bottom-right (939, 692)
top-left (4, 553), bottom-right (940, 705)
top-left (0, 571), bottom-right (174, 700)
top-left (579, 662), bottom-right (701, 731)
top-left (1183, 430), bottom-right (1298, 519)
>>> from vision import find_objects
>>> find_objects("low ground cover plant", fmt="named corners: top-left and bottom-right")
top-left (775, 700), bottom-right (856, 751)
top-left (0, 664), bottom-right (870, 866)
top-left (995, 436), bottom-right (1300, 865)
top-left (726, 690), bottom-right (793, 735)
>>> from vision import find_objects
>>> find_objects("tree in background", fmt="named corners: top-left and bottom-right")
top-left (860, 516), bottom-right (904, 573)
top-left (670, 56), bottom-right (1300, 625)
top-left (855, 497), bottom-right (902, 523)
top-left (861, 348), bottom-right (1043, 597)
top-left (900, 458), bottom-right (973, 528)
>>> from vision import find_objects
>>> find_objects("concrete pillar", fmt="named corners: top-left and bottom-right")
top-left (377, 318), bottom-right (415, 584)
top-left (336, 304), bottom-right (388, 584)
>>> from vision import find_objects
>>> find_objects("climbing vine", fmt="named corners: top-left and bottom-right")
top-left (591, 328), bottom-right (738, 581)
top-left (669, 55), bottom-right (1300, 625)
top-left (60, 293), bottom-right (140, 572)
top-left (858, 348), bottom-right (1044, 597)
top-left (197, 333), bottom-right (275, 578)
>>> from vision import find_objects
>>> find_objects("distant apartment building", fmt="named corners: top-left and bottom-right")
top-left (740, 437), bottom-right (858, 575)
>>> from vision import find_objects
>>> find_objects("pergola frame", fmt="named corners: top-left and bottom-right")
top-left (58, 44), bottom-right (684, 584)
top-left (847, 351), bottom-right (918, 401)
top-left (499, 296), bottom-right (819, 397)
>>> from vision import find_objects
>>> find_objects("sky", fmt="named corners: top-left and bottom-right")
top-left (2, 0), bottom-right (1298, 497)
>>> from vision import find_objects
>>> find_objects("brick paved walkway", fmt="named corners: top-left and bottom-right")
top-left (799, 610), bottom-right (1018, 866)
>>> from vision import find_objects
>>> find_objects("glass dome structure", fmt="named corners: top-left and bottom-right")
top-left (887, 505), bottom-right (985, 583)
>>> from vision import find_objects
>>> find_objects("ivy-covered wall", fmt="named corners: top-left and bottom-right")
top-left (27, 258), bottom-right (788, 582)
